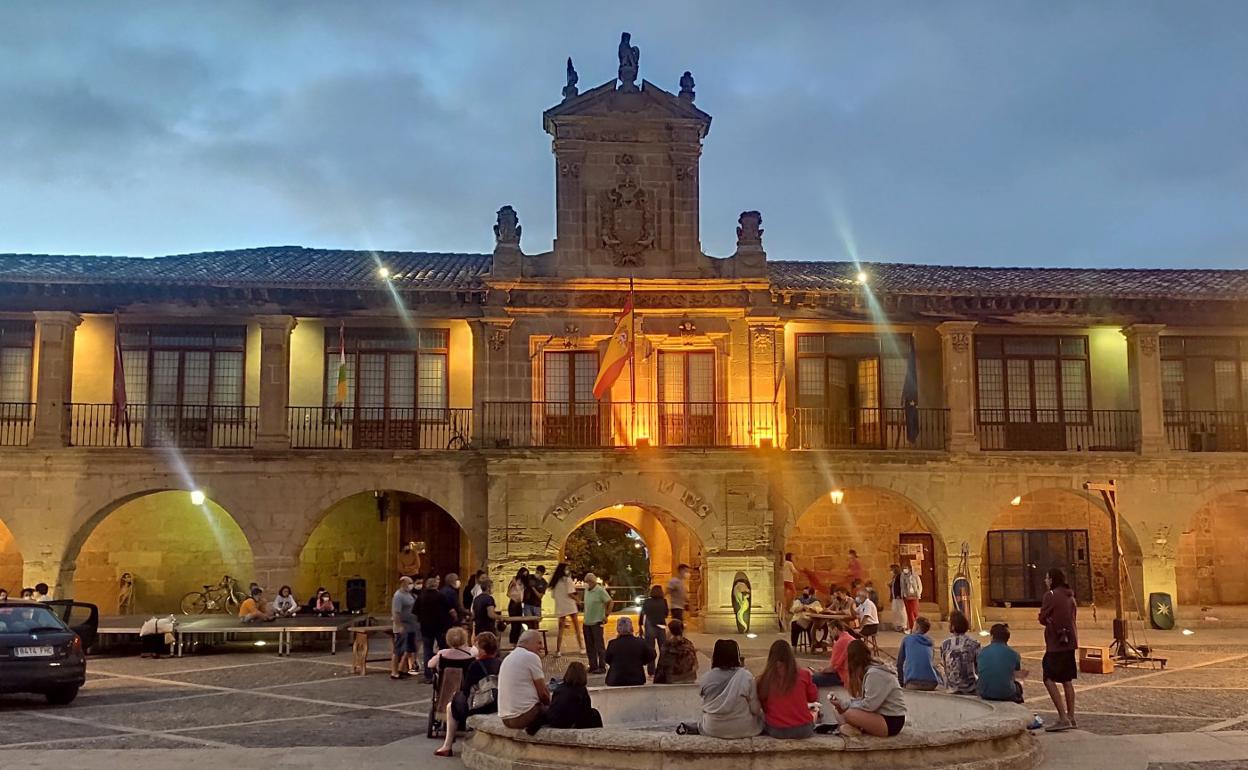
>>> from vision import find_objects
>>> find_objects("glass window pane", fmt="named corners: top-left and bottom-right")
top-left (0, 322), bottom-right (34, 346)
top-left (1159, 337), bottom-right (1183, 357)
top-left (882, 357), bottom-right (906, 409)
top-left (975, 336), bottom-right (1002, 357)
top-left (150, 351), bottom-right (180, 405)
top-left (1060, 337), bottom-right (1087, 357)
top-left (977, 359), bottom-right (1004, 413)
top-left (0, 348), bottom-right (31, 402)
top-left (1186, 337), bottom-right (1238, 357)
top-left (797, 358), bottom-right (824, 405)
top-left (1061, 360), bottom-right (1088, 418)
top-left (181, 351), bottom-right (210, 406)
top-left (573, 353), bottom-right (597, 405)
top-left (388, 353), bottom-right (415, 416)
top-left (357, 353), bottom-right (386, 408)
top-left (796, 335), bottom-right (824, 354)
top-left (687, 352), bottom-right (714, 402)
top-left (1214, 360), bottom-right (1239, 411)
top-left (857, 358), bottom-right (879, 410)
top-left (1006, 360), bottom-right (1031, 421)
top-left (212, 352), bottom-right (243, 407)
top-left (1004, 336), bottom-right (1058, 356)
top-left (659, 352), bottom-right (686, 404)
top-left (544, 352), bottom-right (569, 403)
top-left (122, 350), bottom-right (147, 405)
top-left (419, 329), bottom-right (449, 350)
top-left (1162, 360), bottom-right (1185, 412)
top-left (1034, 360), bottom-right (1059, 417)
top-left (418, 353), bottom-right (446, 409)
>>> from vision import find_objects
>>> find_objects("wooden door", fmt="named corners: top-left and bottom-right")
top-left (398, 498), bottom-right (462, 580)
top-left (898, 533), bottom-right (935, 602)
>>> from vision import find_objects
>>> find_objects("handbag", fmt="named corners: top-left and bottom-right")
top-left (467, 661), bottom-right (499, 711)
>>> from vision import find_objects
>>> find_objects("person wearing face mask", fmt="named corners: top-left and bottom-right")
top-left (788, 585), bottom-right (822, 648)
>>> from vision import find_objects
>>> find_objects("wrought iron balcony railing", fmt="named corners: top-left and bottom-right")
top-left (0, 402), bottom-right (33, 446)
top-left (1165, 410), bottom-right (1248, 452)
top-left (288, 406), bottom-right (473, 450)
top-left (976, 409), bottom-right (1139, 451)
top-left (788, 407), bottom-right (948, 450)
top-left (70, 403), bottom-right (258, 449)
top-left (481, 401), bottom-right (778, 449)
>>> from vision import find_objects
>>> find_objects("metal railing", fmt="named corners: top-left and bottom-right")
top-left (481, 401), bottom-right (777, 449)
top-left (1165, 410), bottom-right (1248, 452)
top-left (70, 403), bottom-right (258, 448)
top-left (0, 402), bottom-right (34, 446)
top-left (977, 409), bottom-right (1138, 451)
top-left (788, 407), bottom-right (948, 450)
top-left (289, 406), bottom-right (473, 450)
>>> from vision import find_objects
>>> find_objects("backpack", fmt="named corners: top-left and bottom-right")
top-left (468, 661), bottom-right (499, 711)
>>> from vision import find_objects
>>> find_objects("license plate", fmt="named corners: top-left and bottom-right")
top-left (13, 646), bottom-right (54, 658)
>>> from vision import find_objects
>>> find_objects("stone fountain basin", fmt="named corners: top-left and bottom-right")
top-left (463, 684), bottom-right (1041, 770)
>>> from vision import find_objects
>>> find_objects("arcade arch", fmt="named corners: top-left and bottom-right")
top-left (298, 490), bottom-right (474, 614)
top-left (982, 488), bottom-right (1144, 614)
top-left (64, 490), bottom-right (254, 614)
top-left (0, 517), bottom-right (21, 594)
top-left (1177, 488), bottom-right (1248, 607)
top-left (784, 486), bottom-right (947, 614)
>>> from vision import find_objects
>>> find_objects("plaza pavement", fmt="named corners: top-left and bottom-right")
top-left (0, 626), bottom-right (1246, 769)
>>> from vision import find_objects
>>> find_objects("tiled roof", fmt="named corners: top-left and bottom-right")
top-left (768, 260), bottom-right (1248, 301)
top-left (0, 246), bottom-right (491, 291)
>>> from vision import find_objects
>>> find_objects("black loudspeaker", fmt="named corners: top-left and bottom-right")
top-left (345, 578), bottom-right (367, 614)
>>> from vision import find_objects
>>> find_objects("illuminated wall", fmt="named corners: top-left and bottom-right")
top-left (72, 491), bottom-right (254, 614)
top-left (296, 492), bottom-right (389, 613)
top-left (71, 314), bottom-right (114, 404)
top-left (1177, 491), bottom-right (1248, 606)
top-left (0, 518), bottom-right (21, 594)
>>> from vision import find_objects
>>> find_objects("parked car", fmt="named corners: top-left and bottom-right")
top-left (0, 599), bottom-right (98, 705)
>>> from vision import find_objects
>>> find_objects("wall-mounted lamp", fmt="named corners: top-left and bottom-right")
top-left (1010, 495), bottom-right (1022, 506)
top-left (829, 489), bottom-right (845, 505)
top-left (189, 489), bottom-right (206, 506)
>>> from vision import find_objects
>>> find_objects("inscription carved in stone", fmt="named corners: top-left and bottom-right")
top-left (950, 333), bottom-right (971, 353)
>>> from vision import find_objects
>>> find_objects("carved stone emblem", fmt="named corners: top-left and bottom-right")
top-left (1139, 335), bottom-right (1158, 357)
top-left (600, 177), bottom-right (653, 267)
top-left (488, 329), bottom-right (508, 351)
top-left (950, 333), bottom-right (971, 353)
top-left (737, 211), bottom-right (763, 247)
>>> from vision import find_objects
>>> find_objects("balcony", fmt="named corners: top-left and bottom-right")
top-left (70, 404), bottom-right (258, 448)
top-left (788, 407), bottom-right (948, 450)
top-left (481, 401), bottom-right (776, 449)
top-left (0, 402), bottom-right (33, 446)
top-left (289, 406), bottom-right (473, 450)
top-left (1166, 410), bottom-right (1248, 452)
top-left (976, 409), bottom-right (1138, 451)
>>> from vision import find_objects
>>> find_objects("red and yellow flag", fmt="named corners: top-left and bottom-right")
top-left (592, 294), bottom-right (634, 400)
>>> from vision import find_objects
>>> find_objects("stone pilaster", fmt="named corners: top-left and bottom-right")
top-left (30, 311), bottom-right (82, 449)
top-left (936, 321), bottom-right (979, 453)
top-left (701, 554), bottom-right (778, 635)
top-left (254, 315), bottom-right (296, 450)
top-left (470, 317), bottom-right (513, 447)
top-left (1122, 324), bottom-right (1167, 455)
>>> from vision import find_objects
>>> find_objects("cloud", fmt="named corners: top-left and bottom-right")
top-left (0, 1), bottom-right (1245, 267)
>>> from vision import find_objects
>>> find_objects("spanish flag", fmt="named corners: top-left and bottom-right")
top-left (592, 293), bottom-right (634, 400)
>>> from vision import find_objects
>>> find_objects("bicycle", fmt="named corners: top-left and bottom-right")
top-left (180, 575), bottom-right (244, 615)
top-left (446, 412), bottom-right (473, 450)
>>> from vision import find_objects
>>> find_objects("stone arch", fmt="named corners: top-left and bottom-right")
top-left (565, 507), bottom-right (678, 590)
top-left (0, 516), bottom-right (22, 595)
top-left (1177, 486), bottom-right (1248, 607)
top-left (61, 489), bottom-right (255, 614)
top-left (981, 488), bottom-right (1144, 615)
top-left (782, 484), bottom-right (950, 614)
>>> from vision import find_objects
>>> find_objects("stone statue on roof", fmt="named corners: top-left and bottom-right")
top-left (679, 71), bottom-right (695, 102)
top-left (617, 32), bottom-right (640, 92)
top-left (737, 211), bottom-right (763, 247)
top-left (563, 57), bottom-right (579, 100)
top-left (494, 205), bottom-right (521, 247)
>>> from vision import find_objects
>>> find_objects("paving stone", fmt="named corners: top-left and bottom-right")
top-left (0, 735), bottom-right (211, 750)
top-left (1035, 711), bottom-right (1219, 736)
top-left (189, 709), bottom-right (420, 747)
top-left (153, 661), bottom-right (350, 690)
top-left (1071, 687), bottom-right (1248, 719)
top-left (271, 675), bottom-right (431, 708)
top-left (0, 713), bottom-right (126, 745)
top-left (64, 692), bottom-right (338, 732)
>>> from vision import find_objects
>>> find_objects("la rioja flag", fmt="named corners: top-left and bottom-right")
top-left (592, 294), bottom-right (634, 399)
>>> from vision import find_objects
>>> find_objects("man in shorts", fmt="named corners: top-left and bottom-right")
top-left (390, 576), bottom-right (418, 680)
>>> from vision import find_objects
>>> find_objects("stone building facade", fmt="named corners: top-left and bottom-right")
top-left (1, 36), bottom-right (1246, 629)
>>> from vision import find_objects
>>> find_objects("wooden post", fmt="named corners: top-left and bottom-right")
top-left (1084, 480), bottom-right (1123, 623)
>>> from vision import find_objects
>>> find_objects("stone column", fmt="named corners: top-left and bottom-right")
top-left (1122, 324), bottom-right (1167, 455)
top-left (701, 554), bottom-right (778, 635)
top-left (469, 317), bottom-right (513, 448)
top-left (254, 315), bottom-right (296, 450)
top-left (30, 311), bottom-right (82, 449)
top-left (936, 321), bottom-right (979, 453)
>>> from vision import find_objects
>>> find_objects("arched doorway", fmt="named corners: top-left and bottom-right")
top-left (299, 490), bottom-right (473, 614)
top-left (558, 504), bottom-right (705, 624)
top-left (982, 489), bottom-right (1144, 614)
top-left (66, 491), bottom-right (254, 614)
top-left (784, 487), bottom-right (947, 614)
top-left (0, 517), bottom-right (21, 594)
top-left (1178, 489), bottom-right (1248, 606)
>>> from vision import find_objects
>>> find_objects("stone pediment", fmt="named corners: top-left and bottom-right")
top-left (543, 80), bottom-right (712, 135)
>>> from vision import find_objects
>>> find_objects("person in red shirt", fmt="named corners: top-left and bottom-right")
top-left (812, 620), bottom-right (852, 687)
top-left (757, 640), bottom-right (818, 739)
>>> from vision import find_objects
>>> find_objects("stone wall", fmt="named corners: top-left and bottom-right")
top-left (1177, 491), bottom-right (1248, 606)
top-left (71, 492), bottom-right (254, 614)
top-left (785, 487), bottom-right (934, 594)
top-left (0, 519), bottom-right (21, 593)
top-left (296, 492), bottom-right (389, 613)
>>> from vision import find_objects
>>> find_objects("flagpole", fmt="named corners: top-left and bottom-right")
top-left (629, 274), bottom-right (636, 443)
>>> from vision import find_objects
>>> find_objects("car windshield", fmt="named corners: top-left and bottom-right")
top-left (0, 605), bottom-right (68, 634)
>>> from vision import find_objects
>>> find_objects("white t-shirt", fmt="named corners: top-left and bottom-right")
top-left (857, 598), bottom-right (880, 627)
top-left (781, 560), bottom-right (796, 583)
top-left (498, 646), bottom-right (545, 718)
top-left (552, 576), bottom-right (578, 617)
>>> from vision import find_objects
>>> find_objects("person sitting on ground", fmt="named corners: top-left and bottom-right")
top-left (895, 616), bottom-right (941, 691)
top-left (272, 585), bottom-right (299, 618)
top-left (789, 585), bottom-right (823, 647)
top-left (497, 629), bottom-right (550, 731)
top-left (940, 610), bottom-right (980, 695)
top-left (827, 639), bottom-right (907, 737)
top-left (812, 619), bottom-right (854, 687)
top-left (527, 661), bottom-right (603, 734)
top-left (435, 631), bottom-right (503, 758)
top-left (854, 588), bottom-right (880, 653)
top-left (315, 590), bottom-right (337, 615)
top-left (638, 584), bottom-right (669, 677)
top-left (239, 587), bottom-right (277, 623)
top-left (978, 623), bottom-right (1027, 704)
top-left (427, 625), bottom-right (477, 672)
top-left (471, 577), bottom-right (500, 639)
top-left (692, 638), bottom-right (763, 738)
top-left (604, 616), bottom-right (654, 686)
top-left (757, 640), bottom-right (818, 739)
top-left (653, 619), bottom-right (699, 684)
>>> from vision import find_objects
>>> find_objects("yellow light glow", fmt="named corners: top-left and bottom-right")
top-left (829, 489), bottom-right (845, 505)
top-left (856, 271), bottom-right (868, 284)
top-left (378, 266), bottom-right (391, 279)
top-left (1010, 495), bottom-right (1022, 506)
top-left (613, 503), bottom-right (623, 510)
top-left (1182, 628), bottom-right (1195, 636)
top-left (189, 489), bottom-right (206, 506)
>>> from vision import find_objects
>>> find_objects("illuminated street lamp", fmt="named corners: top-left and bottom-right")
top-left (829, 489), bottom-right (845, 505)
top-left (189, 489), bottom-right (206, 506)
top-left (378, 266), bottom-right (391, 279)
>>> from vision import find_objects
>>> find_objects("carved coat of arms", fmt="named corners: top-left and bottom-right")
top-left (600, 177), bottom-right (653, 267)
